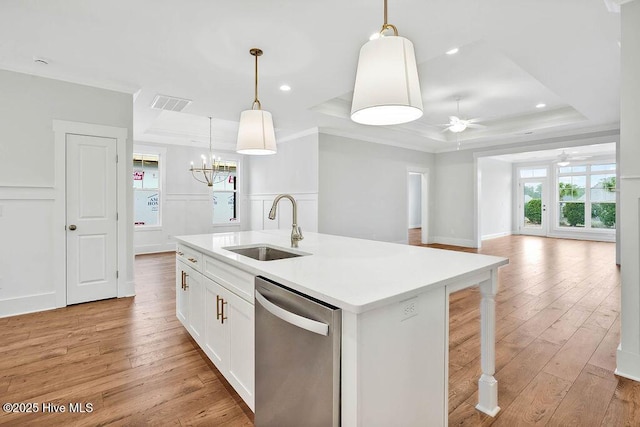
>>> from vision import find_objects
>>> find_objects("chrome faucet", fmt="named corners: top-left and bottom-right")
top-left (268, 194), bottom-right (303, 248)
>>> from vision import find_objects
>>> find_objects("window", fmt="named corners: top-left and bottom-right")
top-left (133, 153), bottom-right (161, 227)
top-left (212, 160), bottom-right (239, 224)
top-left (519, 168), bottom-right (547, 178)
top-left (557, 163), bottom-right (616, 230)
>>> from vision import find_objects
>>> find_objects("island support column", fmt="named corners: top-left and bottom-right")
top-left (476, 268), bottom-right (500, 416)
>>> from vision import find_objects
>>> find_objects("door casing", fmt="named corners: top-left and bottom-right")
top-left (53, 120), bottom-right (132, 308)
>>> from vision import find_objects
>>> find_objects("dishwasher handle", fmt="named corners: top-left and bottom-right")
top-left (255, 291), bottom-right (329, 336)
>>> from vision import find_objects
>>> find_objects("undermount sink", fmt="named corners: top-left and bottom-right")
top-left (223, 245), bottom-right (308, 261)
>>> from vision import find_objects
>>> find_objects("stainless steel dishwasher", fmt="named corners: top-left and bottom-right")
top-left (255, 276), bottom-right (341, 427)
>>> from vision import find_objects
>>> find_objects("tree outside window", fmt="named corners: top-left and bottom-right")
top-left (524, 183), bottom-right (542, 225)
top-left (557, 164), bottom-right (615, 230)
top-left (591, 175), bottom-right (616, 229)
top-left (212, 161), bottom-right (239, 224)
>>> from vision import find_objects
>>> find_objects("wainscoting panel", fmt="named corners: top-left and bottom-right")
top-left (0, 188), bottom-right (57, 317)
top-left (248, 193), bottom-right (318, 232)
top-left (135, 192), bottom-right (243, 255)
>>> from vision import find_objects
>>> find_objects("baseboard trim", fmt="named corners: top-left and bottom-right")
top-left (432, 236), bottom-right (477, 248)
top-left (0, 292), bottom-right (57, 318)
top-left (481, 232), bottom-right (512, 241)
top-left (118, 280), bottom-right (136, 298)
top-left (135, 242), bottom-right (176, 255)
top-left (616, 346), bottom-right (640, 382)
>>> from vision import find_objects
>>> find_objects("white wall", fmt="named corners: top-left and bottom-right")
top-left (478, 157), bottom-right (512, 240)
top-left (433, 149), bottom-right (476, 247)
top-left (133, 142), bottom-right (247, 254)
top-left (246, 131), bottom-right (319, 233)
top-left (0, 69), bottom-right (133, 317)
top-left (408, 174), bottom-right (422, 229)
top-left (432, 130), bottom-right (619, 247)
top-left (318, 133), bottom-right (435, 244)
top-left (616, 0), bottom-right (640, 381)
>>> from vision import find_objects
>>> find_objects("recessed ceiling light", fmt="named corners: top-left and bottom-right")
top-left (279, 84), bottom-right (291, 92)
top-left (536, 103), bottom-right (546, 109)
top-left (445, 48), bottom-right (459, 55)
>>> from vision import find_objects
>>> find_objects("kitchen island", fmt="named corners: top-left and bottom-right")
top-left (175, 230), bottom-right (508, 426)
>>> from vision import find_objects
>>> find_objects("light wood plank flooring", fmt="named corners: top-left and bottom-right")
top-left (410, 228), bottom-right (638, 426)
top-left (1, 233), bottom-right (638, 426)
top-left (0, 254), bottom-right (253, 426)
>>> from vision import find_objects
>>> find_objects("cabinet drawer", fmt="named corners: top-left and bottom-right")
top-left (203, 255), bottom-right (254, 303)
top-left (176, 244), bottom-right (203, 272)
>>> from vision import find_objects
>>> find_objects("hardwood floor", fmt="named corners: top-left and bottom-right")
top-left (410, 228), bottom-right (639, 426)
top-left (1, 233), bottom-right (638, 426)
top-left (0, 253), bottom-right (252, 426)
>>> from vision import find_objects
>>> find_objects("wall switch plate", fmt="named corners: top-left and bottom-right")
top-left (400, 297), bottom-right (419, 321)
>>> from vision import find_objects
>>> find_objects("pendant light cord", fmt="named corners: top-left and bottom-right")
top-left (209, 116), bottom-right (213, 154)
top-left (250, 48), bottom-right (263, 110)
top-left (381, 0), bottom-right (398, 36)
top-left (384, 0), bottom-right (388, 26)
top-left (254, 53), bottom-right (259, 107)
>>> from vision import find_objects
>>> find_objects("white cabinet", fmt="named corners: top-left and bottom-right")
top-left (203, 278), bottom-right (226, 366)
top-left (176, 246), bottom-right (255, 411)
top-left (186, 265), bottom-right (205, 345)
top-left (175, 259), bottom-right (189, 326)
top-left (224, 287), bottom-right (254, 408)
top-left (203, 276), bottom-right (255, 410)
top-left (176, 253), bottom-right (205, 346)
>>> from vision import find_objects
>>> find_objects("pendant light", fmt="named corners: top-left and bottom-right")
top-left (351, 0), bottom-right (423, 126)
top-left (236, 48), bottom-right (277, 155)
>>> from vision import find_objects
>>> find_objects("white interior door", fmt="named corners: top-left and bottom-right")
top-left (66, 134), bottom-right (118, 304)
top-left (519, 178), bottom-right (548, 236)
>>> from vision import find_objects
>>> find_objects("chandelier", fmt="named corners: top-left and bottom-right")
top-left (190, 117), bottom-right (231, 187)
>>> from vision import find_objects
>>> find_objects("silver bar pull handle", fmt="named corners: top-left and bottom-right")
top-left (255, 291), bottom-right (329, 336)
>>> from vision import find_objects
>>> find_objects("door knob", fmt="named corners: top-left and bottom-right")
top-left (69, 224), bottom-right (77, 230)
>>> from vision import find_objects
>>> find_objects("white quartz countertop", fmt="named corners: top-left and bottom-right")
top-left (175, 230), bottom-right (508, 313)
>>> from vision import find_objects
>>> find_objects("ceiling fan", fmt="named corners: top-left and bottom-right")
top-left (556, 150), bottom-right (592, 166)
top-left (440, 98), bottom-right (486, 133)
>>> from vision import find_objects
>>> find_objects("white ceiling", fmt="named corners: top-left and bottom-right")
top-left (489, 142), bottom-right (617, 163)
top-left (0, 0), bottom-right (622, 153)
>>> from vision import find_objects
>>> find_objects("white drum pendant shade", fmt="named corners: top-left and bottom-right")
top-left (351, 36), bottom-right (423, 126)
top-left (236, 109), bottom-right (277, 155)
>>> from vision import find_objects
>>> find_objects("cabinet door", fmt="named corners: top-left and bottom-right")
top-left (175, 260), bottom-right (189, 327)
top-left (186, 266), bottom-right (205, 345)
top-left (226, 289), bottom-right (255, 411)
top-left (204, 277), bottom-right (229, 372)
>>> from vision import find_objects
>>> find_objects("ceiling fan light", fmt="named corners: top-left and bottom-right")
top-left (449, 122), bottom-right (467, 133)
top-left (351, 36), bottom-right (423, 126)
top-left (558, 161), bottom-right (570, 166)
top-left (236, 109), bottom-right (277, 155)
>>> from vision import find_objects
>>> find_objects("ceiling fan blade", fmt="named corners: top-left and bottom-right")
top-left (465, 123), bottom-right (486, 129)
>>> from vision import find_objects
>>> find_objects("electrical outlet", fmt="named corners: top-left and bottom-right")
top-left (400, 297), bottom-right (419, 321)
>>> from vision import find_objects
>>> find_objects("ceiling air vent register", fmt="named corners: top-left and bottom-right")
top-left (150, 95), bottom-right (192, 112)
